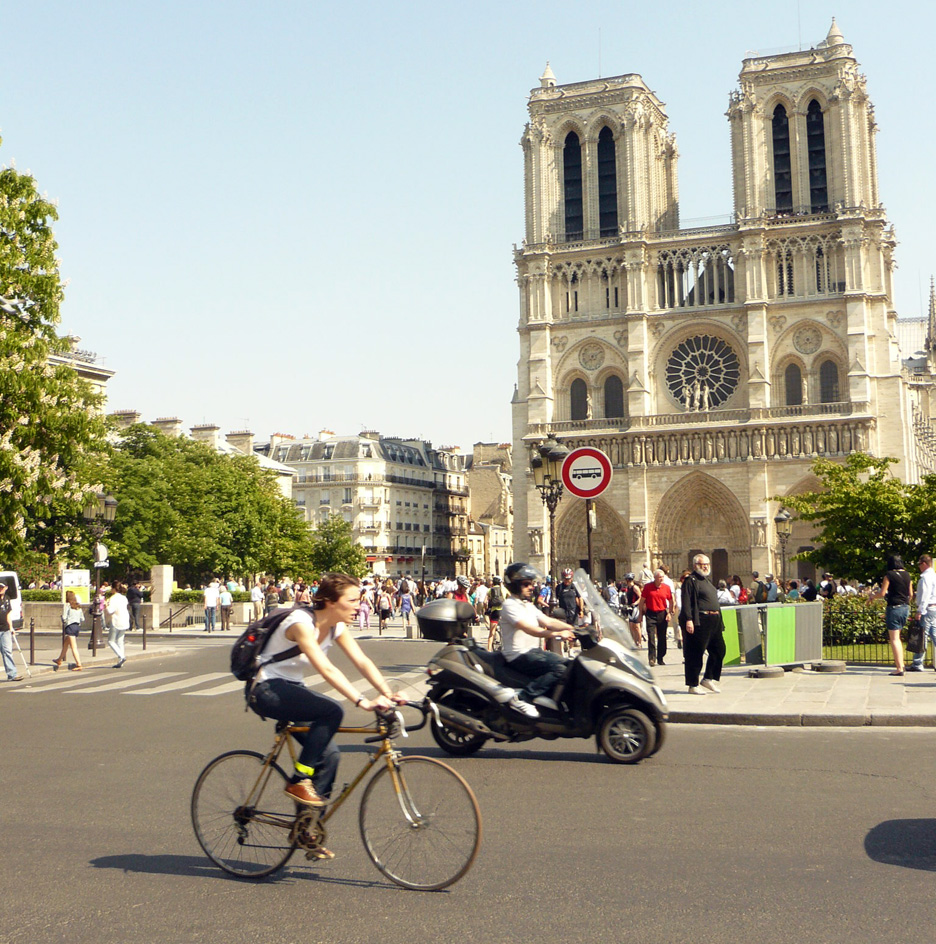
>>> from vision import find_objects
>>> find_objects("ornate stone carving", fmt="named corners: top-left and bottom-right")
top-left (613, 329), bottom-right (627, 347)
top-left (793, 324), bottom-right (823, 354)
top-left (631, 522), bottom-right (646, 551)
top-left (578, 343), bottom-right (604, 370)
top-left (768, 314), bottom-right (787, 333)
top-left (650, 321), bottom-right (666, 338)
top-left (751, 518), bottom-right (767, 547)
top-left (528, 528), bottom-right (543, 556)
top-left (731, 311), bottom-right (748, 333)
top-left (826, 310), bottom-right (845, 329)
top-left (552, 335), bottom-right (568, 352)
top-left (666, 335), bottom-right (741, 409)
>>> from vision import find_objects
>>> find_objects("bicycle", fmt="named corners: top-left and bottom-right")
top-left (190, 698), bottom-right (481, 890)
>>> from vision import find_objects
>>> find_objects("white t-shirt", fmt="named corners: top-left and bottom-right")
top-left (204, 584), bottom-right (220, 607)
top-left (105, 593), bottom-right (130, 631)
top-left (256, 609), bottom-right (344, 684)
top-left (474, 584), bottom-right (489, 607)
top-left (500, 595), bottom-right (547, 661)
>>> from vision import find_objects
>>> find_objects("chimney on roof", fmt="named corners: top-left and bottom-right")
top-left (109, 409), bottom-right (141, 430)
top-left (360, 430), bottom-right (381, 441)
top-left (151, 417), bottom-right (183, 437)
top-left (191, 424), bottom-right (222, 449)
top-left (318, 429), bottom-right (335, 441)
top-left (226, 430), bottom-right (255, 455)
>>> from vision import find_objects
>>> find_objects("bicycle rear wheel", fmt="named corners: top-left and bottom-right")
top-left (191, 750), bottom-right (297, 878)
top-left (359, 755), bottom-right (481, 890)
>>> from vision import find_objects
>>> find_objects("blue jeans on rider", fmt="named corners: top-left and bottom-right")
top-left (249, 678), bottom-right (343, 797)
top-left (508, 648), bottom-right (567, 702)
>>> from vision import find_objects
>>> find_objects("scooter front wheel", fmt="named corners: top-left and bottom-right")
top-left (430, 690), bottom-right (490, 757)
top-left (597, 707), bottom-right (656, 764)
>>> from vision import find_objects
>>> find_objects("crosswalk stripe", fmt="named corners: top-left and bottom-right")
top-left (11, 672), bottom-right (142, 693)
top-left (67, 673), bottom-right (184, 694)
top-left (125, 672), bottom-right (229, 695)
top-left (184, 678), bottom-right (246, 697)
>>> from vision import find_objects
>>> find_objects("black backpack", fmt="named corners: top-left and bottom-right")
top-left (231, 606), bottom-right (311, 684)
top-left (754, 581), bottom-right (768, 604)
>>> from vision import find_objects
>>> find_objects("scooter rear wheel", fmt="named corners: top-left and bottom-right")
top-left (430, 691), bottom-right (490, 757)
top-left (597, 707), bottom-right (656, 764)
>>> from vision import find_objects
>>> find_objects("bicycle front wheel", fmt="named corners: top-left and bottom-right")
top-left (191, 750), bottom-right (297, 878)
top-left (359, 755), bottom-right (481, 891)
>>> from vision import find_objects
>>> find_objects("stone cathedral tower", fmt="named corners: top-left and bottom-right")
top-left (512, 22), bottom-right (930, 585)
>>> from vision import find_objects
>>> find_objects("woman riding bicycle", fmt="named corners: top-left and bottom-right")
top-left (247, 573), bottom-right (404, 817)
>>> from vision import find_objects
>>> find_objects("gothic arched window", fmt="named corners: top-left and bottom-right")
top-left (570, 378), bottom-right (588, 420)
top-left (806, 99), bottom-right (828, 213)
top-left (819, 360), bottom-right (840, 403)
top-left (604, 374), bottom-right (624, 418)
top-left (772, 104), bottom-right (793, 212)
top-left (597, 126), bottom-right (618, 237)
top-left (563, 132), bottom-right (583, 240)
top-left (784, 363), bottom-right (803, 406)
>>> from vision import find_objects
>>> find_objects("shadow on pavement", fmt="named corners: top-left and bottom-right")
top-left (88, 853), bottom-right (401, 889)
top-left (865, 819), bottom-right (936, 871)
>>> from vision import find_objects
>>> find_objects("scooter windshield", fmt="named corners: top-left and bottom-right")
top-left (572, 569), bottom-right (638, 651)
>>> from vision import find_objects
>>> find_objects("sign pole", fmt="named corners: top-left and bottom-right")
top-left (560, 447), bottom-right (612, 582)
top-left (585, 498), bottom-right (594, 578)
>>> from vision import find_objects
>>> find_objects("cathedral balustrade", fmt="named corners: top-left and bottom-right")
top-left (531, 400), bottom-right (856, 437)
top-left (535, 416), bottom-right (871, 468)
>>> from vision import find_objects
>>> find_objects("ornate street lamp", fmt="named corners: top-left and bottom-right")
top-left (82, 492), bottom-right (117, 654)
top-left (774, 507), bottom-right (793, 586)
top-left (530, 437), bottom-right (569, 593)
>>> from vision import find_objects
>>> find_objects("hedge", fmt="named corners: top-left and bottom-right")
top-left (169, 590), bottom-right (251, 603)
top-left (822, 595), bottom-right (888, 645)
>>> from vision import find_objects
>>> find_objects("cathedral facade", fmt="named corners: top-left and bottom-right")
top-left (512, 22), bottom-right (932, 585)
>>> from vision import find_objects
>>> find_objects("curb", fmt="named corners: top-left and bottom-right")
top-left (11, 645), bottom-right (183, 680)
top-left (668, 710), bottom-right (936, 728)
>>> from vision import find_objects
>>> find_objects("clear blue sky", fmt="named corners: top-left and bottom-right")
top-left (2, 1), bottom-right (931, 451)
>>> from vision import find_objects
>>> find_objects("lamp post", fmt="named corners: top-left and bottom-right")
top-left (82, 492), bottom-right (117, 655)
top-left (530, 437), bottom-right (569, 593)
top-left (774, 508), bottom-right (793, 586)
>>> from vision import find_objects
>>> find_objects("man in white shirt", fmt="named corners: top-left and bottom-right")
top-left (250, 579), bottom-right (264, 622)
top-left (499, 562), bottom-right (576, 711)
top-left (909, 554), bottom-right (936, 671)
top-left (203, 579), bottom-right (220, 633)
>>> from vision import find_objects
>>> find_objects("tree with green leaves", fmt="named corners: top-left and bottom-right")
top-left (777, 452), bottom-right (936, 582)
top-left (309, 514), bottom-right (367, 579)
top-left (105, 425), bottom-right (315, 584)
top-left (0, 144), bottom-right (109, 566)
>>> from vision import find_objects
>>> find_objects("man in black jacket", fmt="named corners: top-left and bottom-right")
top-left (127, 580), bottom-right (145, 631)
top-left (679, 554), bottom-right (725, 695)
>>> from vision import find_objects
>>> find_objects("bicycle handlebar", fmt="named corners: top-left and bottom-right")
top-left (364, 698), bottom-right (435, 742)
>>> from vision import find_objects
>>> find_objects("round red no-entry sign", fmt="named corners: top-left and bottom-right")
top-left (560, 447), bottom-right (612, 499)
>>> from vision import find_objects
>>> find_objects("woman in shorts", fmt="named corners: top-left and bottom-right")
top-left (54, 591), bottom-right (85, 671)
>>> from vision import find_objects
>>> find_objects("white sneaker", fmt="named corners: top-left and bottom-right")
top-left (507, 695), bottom-right (540, 718)
top-left (687, 685), bottom-right (709, 695)
top-left (701, 678), bottom-right (721, 693)
top-left (533, 695), bottom-right (559, 711)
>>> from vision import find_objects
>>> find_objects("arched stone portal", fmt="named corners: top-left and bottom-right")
top-left (653, 472), bottom-right (750, 581)
top-left (554, 498), bottom-right (629, 583)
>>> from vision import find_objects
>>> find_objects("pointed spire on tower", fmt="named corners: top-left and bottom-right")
top-left (539, 62), bottom-right (556, 88)
top-left (825, 18), bottom-right (845, 47)
top-left (927, 276), bottom-right (936, 353)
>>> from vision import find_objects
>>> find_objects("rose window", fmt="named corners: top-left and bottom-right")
top-left (665, 335), bottom-right (740, 409)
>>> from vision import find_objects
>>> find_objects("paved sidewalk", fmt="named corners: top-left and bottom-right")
top-left (10, 618), bottom-right (936, 727)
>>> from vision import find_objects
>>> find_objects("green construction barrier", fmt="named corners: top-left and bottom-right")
top-left (764, 605), bottom-right (797, 664)
top-left (720, 607), bottom-right (742, 666)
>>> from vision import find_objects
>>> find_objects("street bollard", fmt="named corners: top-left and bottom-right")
top-left (29, 617), bottom-right (35, 665)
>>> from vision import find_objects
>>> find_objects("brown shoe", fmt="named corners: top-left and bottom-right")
top-left (284, 779), bottom-right (327, 808)
top-left (305, 845), bottom-right (336, 860)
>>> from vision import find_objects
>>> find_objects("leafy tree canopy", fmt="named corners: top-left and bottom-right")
top-left (309, 514), bottom-right (367, 579)
top-left (103, 425), bottom-right (315, 585)
top-left (0, 145), bottom-right (109, 562)
top-left (776, 453), bottom-right (936, 582)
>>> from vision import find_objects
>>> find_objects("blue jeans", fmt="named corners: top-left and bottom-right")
top-left (507, 648), bottom-right (568, 701)
top-left (1, 630), bottom-right (18, 679)
top-left (204, 606), bottom-right (217, 632)
top-left (248, 678), bottom-right (343, 797)
top-left (912, 610), bottom-right (936, 667)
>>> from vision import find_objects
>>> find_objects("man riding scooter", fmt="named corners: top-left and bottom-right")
top-left (500, 562), bottom-right (577, 712)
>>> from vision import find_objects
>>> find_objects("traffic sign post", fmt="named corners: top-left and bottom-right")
top-left (560, 448), bottom-right (612, 578)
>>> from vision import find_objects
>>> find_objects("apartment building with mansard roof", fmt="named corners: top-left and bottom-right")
top-left (513, 21), bottom-right (936, 586)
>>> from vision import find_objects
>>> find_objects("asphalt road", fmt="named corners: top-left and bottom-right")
top-left (3, 640), bottom-right (936, 944)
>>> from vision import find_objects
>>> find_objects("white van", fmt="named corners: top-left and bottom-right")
top-left (0, 572), bottom-right (23, 630)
